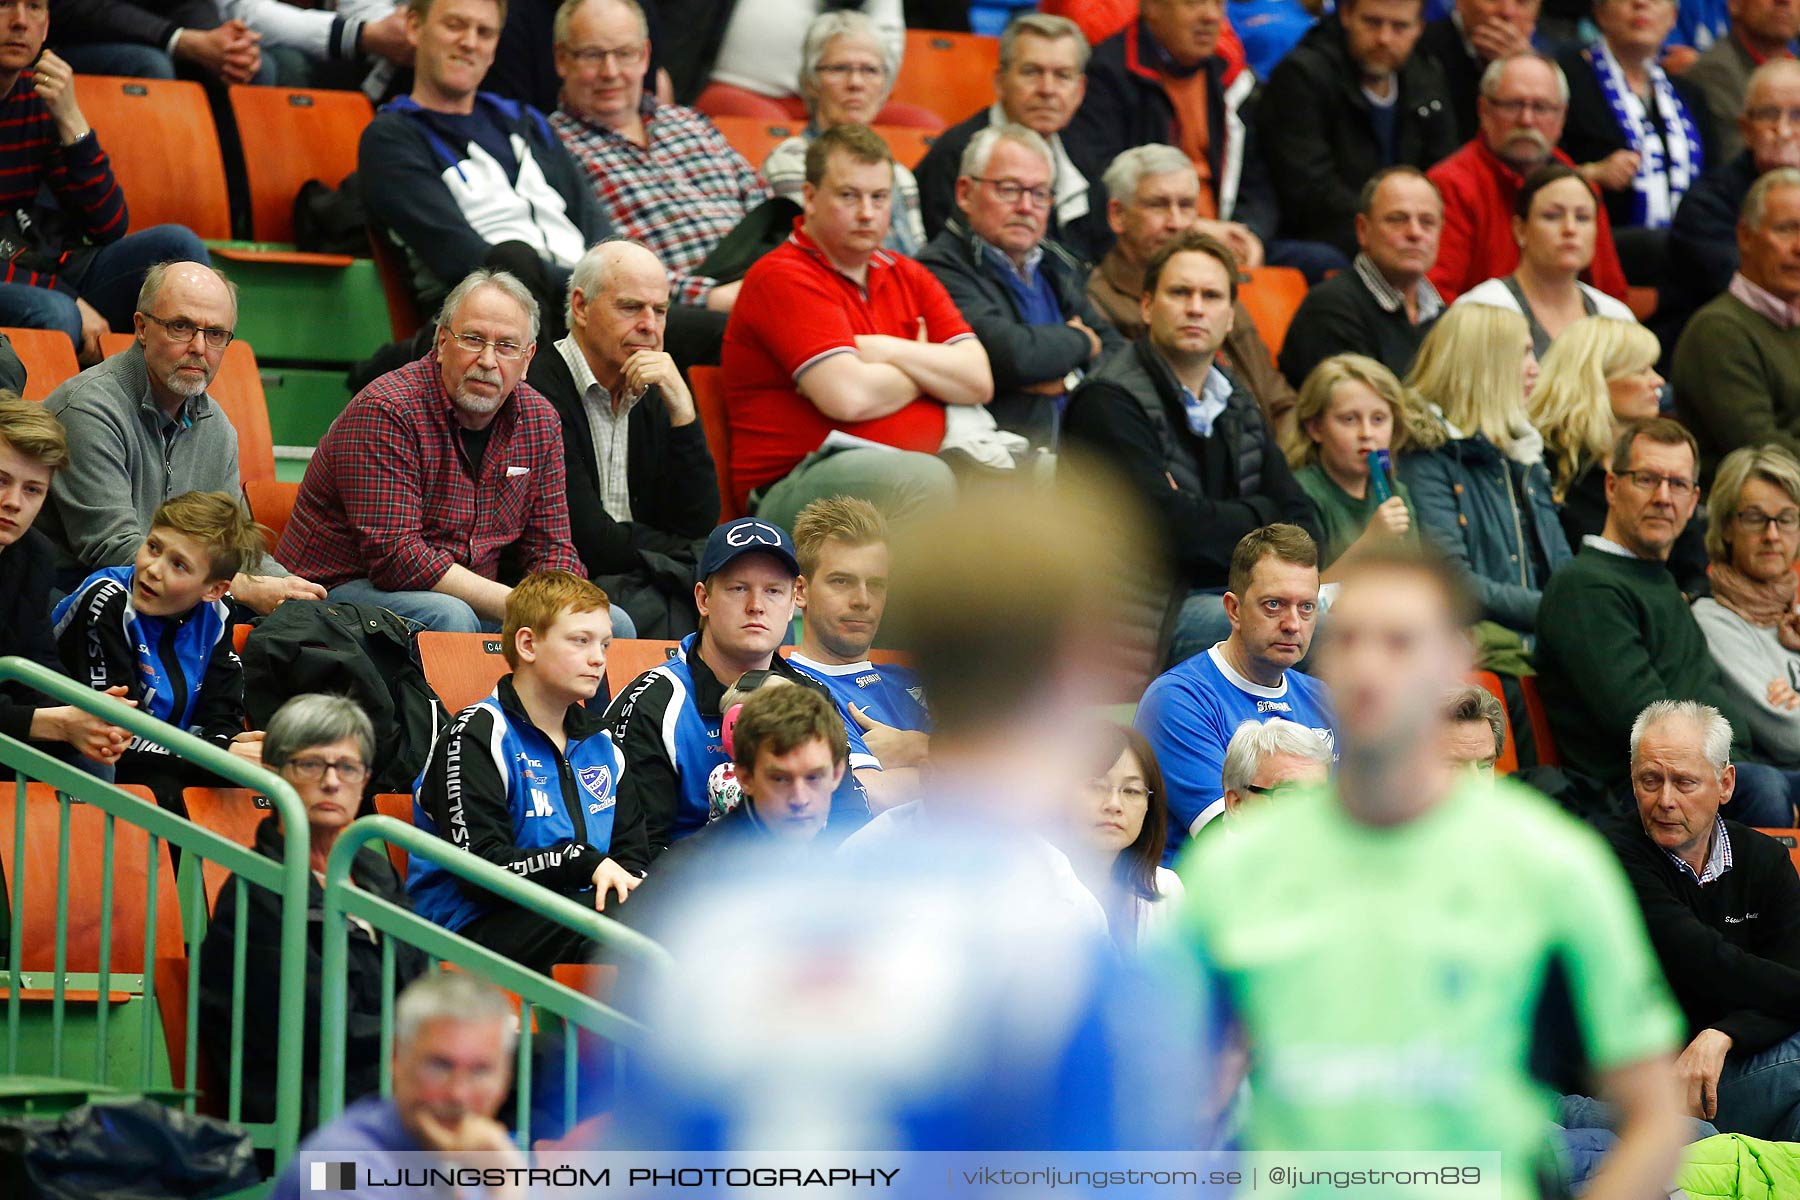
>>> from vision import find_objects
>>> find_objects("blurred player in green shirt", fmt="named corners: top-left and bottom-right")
top-left (1180, 542), bottom-right (1690, 1200)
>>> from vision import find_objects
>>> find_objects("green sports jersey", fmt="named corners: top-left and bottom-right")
top-left (1178, 777), bottom-right (1683, 1199)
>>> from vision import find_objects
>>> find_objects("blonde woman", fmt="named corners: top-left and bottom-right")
top-left (1528, 316), bottom-right (1705, 590)
top-left (1693, 445), bottom-right (1800, 769)
top-left (1400, 304), bottom-right (1572, 639)
top-left (759, 11), bottom-right (926, 255)
top-left (1283, 354), bottom-right (1420, 568)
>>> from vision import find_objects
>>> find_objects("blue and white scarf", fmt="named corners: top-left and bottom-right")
top-left (1590, 41), bottom-right (1703, 229)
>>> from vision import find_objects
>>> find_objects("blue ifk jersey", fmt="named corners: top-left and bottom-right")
top-left (787, 653), bottom-right (931, 734)
top-left (1135, 644), bottom-right (1337, 864)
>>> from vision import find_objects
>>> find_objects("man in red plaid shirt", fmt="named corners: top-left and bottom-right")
top-left (549, 0), bottom-right (768, 315)
top-left (278, 268), bottom-right (583, 632)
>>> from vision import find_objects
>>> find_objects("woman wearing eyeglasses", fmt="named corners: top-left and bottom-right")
top-left (760, 10), bottom-right (928, 255)
top-left (1058, 723), bottom-right (1185, 952)
top-left (1693, 446), bottom-right (1800, 771)
top-left (198, 693), bottom-right (425, 1133)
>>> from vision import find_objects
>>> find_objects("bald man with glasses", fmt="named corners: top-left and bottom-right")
top-left (43, 260), bottom-right (327, 614)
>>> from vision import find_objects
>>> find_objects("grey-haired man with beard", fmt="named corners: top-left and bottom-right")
top-left (280, 268), bottom-right (585, 633)
top-left (42, 260), bottom-right (327, 614)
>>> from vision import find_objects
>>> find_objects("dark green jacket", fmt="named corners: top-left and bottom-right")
top-left (1534, 545), bottom-right (1748, 791)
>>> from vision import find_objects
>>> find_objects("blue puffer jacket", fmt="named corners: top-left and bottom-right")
top-left (1400, 432), bottom-right (1573, 632)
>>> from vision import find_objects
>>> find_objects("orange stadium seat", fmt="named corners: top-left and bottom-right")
top-left (416, 630), bottom-right (510, 715)
top-left (711, 116), bottom-right (805, 174)
top-left (5, 327), bottom-right (80, 401)
top-left (889, 31), bottom-right (1000, 126)
top-left (1465, 670), bottom-right (1520, 776)
top-left (244, 479), bottom-right (300, 547)
top-left (1627, 286), bottom-right (1659, 322)
top-left (75, 76), bottom-right (232, 239)
top-left (606, 638), bottom-right (681, 697)
top-left (1517, 674), bottom-right (1559, 767)
top-left (369, 227), bottom-right (427, 342)
top-left (687, 366), bottom-right (739, 522)
top-left (0, 783), bottom-right (182, 998)
top-left (1236, 267), bottom-right (1308, 364)
top-left (154, 955), bottom-right (227, 1116)
top-left (180, 787), bottom-right (269, 914)
top-left (875, 124), bottom-right (939, 169)
top-left (372, 793), bottom-right (415, 876)
top-left (99, 334), bottom-right (277, 484)
top-left (227, 86), bottom-right (374, 247)
top-left (694, 83), bottom-right (806, 121)
top-left (232, 623), bottom-right (251, 655)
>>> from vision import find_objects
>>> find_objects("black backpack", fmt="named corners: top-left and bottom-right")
top-left (241, 601), bottom-right (447, 795)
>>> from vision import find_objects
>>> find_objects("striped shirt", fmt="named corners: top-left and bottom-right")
top-left (0, 69), bottom-right (129, 292)
top-left (551, 99), bottom-right (768, 307)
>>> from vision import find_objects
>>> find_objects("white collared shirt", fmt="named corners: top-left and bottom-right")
top-left (557, 335), bottom-right (642, 523)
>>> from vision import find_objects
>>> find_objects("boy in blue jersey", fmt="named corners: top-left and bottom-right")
top-left (411, 570), bottom-right (645, 975)
top-left (1136, 523), bottom-right (1338, 861)
top-left (52, 490), bottom-right (266, 803)
top-left (788, 496), bottom-right (927, 813)
top-left (604, 516), bottom-right (881, 862)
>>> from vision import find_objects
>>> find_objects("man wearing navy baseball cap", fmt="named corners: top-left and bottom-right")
top-left (603, 517), bottom-right (881, 862)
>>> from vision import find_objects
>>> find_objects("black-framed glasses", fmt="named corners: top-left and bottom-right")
top-left (140, 311), bottom-right (234, 349)
top-left (562, 43), bottom-right (645, 69)
top-left (449, 330), bottom-right (529, 360)
top-left (1239, 781), bottom-right (1300, 797)
top-left (974, 177), bottom-right (1053, 207)
top-left (1619, 469), bottom-right (1697, 498)
top-left (284, 756), bottom-right (370, 785)
top-left (1734, 508), bottom-right (1800, 533)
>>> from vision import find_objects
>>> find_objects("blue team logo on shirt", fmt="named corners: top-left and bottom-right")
top-left (578, 765), bottom-right (614, 811)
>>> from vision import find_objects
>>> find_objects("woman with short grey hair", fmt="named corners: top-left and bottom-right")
top-left (760, 11), bottom-right (928, 255)
top-left (1693, 444), bottom-right (1800, 768)
top-left (198, 693), bottom-right (425, 1132)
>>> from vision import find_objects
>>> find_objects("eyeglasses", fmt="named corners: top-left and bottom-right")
top-left (285, 757), bottom-right (370, 785)
top-left (975, 177), bottom-right (1053, 208)
top-left (1485, 97), bottom-right (1565, 118)
top-left (1734, 508), bottom-right (1800, 533)
top-left (1083, 779), bottom-right (1151, 804)
top-left (448, 330), bottom-right (529, 360)
top-left (1747, 106), bottom-right (1800, 128)
top-left (1238, 781), bottom-right (1302, 797)
top-left (1619, 469), bottom-right (1698, 497)
top-left (140, 312), bottom-right (235, 350)
top-left (562, 43), bottom-right (645, 69)
top-left (817, 62), bottom-right (886, 82)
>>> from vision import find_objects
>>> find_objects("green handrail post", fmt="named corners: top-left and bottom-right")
top-left (317, 815), bottom-right (671, 1125)
top-left (0, 656), bottom-right (313, 1163)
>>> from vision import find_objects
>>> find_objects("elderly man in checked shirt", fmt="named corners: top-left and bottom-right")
top-left (549, 0), bottom-right (768, 315)
top-left (278, 268), bottom-right (583, 633)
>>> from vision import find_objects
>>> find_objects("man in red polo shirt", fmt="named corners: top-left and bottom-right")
top-left (1427, 50), bottom-right (1630, 302)
top-left (722, 123), bottom-right (994, 533)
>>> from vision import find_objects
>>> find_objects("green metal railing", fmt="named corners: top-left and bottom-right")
top-left (0, 656), bottom-right (311, 1163)
top-left (318, 816), bottom-right (670, 1144)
